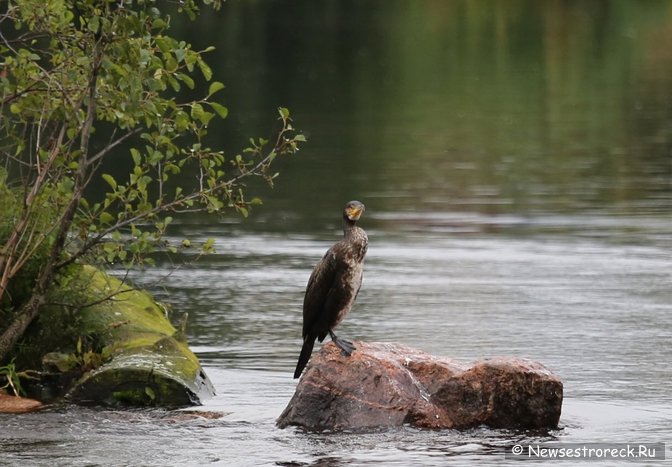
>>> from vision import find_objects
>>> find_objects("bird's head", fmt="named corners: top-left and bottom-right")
top-left (344, 200), bottom-right (365, 222)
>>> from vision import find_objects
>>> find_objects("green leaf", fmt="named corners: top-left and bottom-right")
top-left (294, 134), bottom-right (307, 142)
top-left (88, 16), bottom-right (100, 34)
top-left (209, 102), bottom-right (228, 119)
top-left (130, 148), bottom-right (141, 166)
top-left (149, 150), bottom-right (163, 166)
top-left (155, 36), bottom-right (171, 53)
top-left (175, 116), bottom-right (189, 132)
top-left (197, 59), bottom-right (212, 81)
top-left (102, 174), bottom-right (117, 190)
top-left (100, 212), bottom-right (114, 224)
top-left (278, 107), bottom-right (290, 119)
top-left (208, 81), bottom-right (225, 96)
top-left (199, 111), bottom-right (214, 126)
top-left (178, 73), bottom-right (194, 89)
top-left (190, 103), bottom-right (204, 121)
top-left (167, 75), bottom-right (180, 92)
top-left (151, 18), bottom-right (167, 29)
top-left (164, 56), bottom-right (178, 73)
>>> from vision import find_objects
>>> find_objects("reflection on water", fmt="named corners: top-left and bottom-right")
top-left (5, 0), bottom-right (672, 465)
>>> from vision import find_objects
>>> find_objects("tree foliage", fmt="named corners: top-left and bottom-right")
top-left (0, 0), bottom-right (305, 361)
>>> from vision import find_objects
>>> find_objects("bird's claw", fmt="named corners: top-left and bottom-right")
top-left (335, 337), bottom-right (356, 356)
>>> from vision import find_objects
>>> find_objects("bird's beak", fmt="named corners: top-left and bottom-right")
top-left (347, 205), bottom-right (364, 221)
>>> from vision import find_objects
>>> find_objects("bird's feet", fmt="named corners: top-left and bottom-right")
top-left (329, 330), bottom-right (356, 356)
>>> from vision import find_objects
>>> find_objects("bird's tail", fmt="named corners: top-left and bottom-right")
top-left (293, 335), bottom-right (316, 379)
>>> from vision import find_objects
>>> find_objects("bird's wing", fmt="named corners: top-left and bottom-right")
top-left (302, 247), bottom-right (342, 338)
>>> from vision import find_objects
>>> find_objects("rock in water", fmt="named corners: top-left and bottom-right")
top-left (0, 393), bottom-right (44, 413)
top-left (277, 341), bottom-right (562, 430)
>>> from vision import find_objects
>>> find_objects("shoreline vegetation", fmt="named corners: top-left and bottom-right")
top-left (1, 263), bottom-right (214, 409)
top-left (0, 0), bottom-right (304, 407)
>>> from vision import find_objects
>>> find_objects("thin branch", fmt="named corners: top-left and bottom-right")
top-left (88, 127), bottom-right (142, 165)
top-left (55, 120), bottom-right (296, 270)
top-left (0, 123), bottom-right (67, 301)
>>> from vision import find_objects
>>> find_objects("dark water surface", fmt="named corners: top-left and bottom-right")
top-left (2, 1), bottom-right (672, 465)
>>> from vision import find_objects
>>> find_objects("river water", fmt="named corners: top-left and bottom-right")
top-left (2, 1), bottom-right (672, 465)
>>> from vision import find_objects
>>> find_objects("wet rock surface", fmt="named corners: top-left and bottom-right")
top-left (277, 341), bottom-right (562, 431)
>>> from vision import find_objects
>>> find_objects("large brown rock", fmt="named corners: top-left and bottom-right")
top-left (277, 341), bottom-right (562, 431)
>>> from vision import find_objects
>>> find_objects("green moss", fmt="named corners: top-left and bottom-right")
top-left (68, 351), bottom-right (208, 407)
top-left (76, 265), bottom-right (176, 341)
top-left (6, 263), bottom-right (213, 406)
top-left (112, 389), bottom-right (151, 405)
top-left (42, 352), bottom-right (80, 373)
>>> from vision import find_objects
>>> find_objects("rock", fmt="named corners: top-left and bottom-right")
top-left (0, 392), bottom-right (44, 413)
top-left (277, 341), bottom-right (562, 431)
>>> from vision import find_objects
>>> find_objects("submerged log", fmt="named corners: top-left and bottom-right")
top-left (61, 266), bottom-right (215, 407)
top-left (277, 341), bottom-right (562, 431)
top-left (10, 265), bottom-right (214, 407)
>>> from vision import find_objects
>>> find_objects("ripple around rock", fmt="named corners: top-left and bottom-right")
top-left (277, 341), bottom-right (563, 431)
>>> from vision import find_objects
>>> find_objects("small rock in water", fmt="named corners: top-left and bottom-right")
top-left (0, 392), bottom-right (44, 414)
top-left (277, 341), bottom-right (562, 431)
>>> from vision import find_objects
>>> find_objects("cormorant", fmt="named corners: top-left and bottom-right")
top-left (293, 200), bottom-right (369, 379)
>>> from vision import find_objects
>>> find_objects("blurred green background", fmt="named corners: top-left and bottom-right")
top-left (147, 0), bottom-right (672, 236)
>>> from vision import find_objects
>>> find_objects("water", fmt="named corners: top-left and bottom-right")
top-left (2, 227), bottom-right (670, 466)
top-left (2, 1), bottom-right (672, 465)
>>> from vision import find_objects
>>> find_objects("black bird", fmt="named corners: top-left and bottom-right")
top-left (293, 200), bottom-right (369, 379)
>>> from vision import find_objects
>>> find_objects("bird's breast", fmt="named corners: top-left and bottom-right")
top-left (332, 261), bottom-right (364, 327)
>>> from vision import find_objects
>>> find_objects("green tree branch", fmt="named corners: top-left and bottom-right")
top-left (0, 0), bottom-right (305, 362)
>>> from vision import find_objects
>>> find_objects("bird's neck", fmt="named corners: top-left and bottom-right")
top-left (343, 222), bottom-right (365, 244)
top-left (343, 218), bottom-right (357, 235)
top-left (343, 221), bottom-right (368, 261)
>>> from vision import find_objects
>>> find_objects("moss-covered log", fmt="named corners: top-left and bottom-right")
top-left (12, 265), bottom-right (214, 407)
top-left (61, 266), bottom-right (214, 406)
